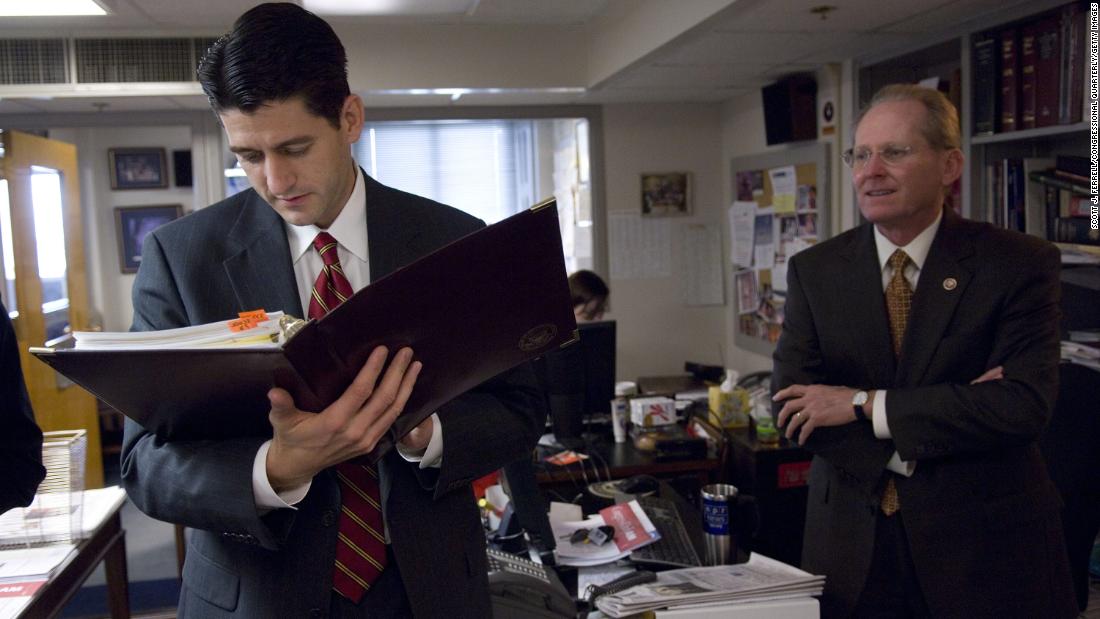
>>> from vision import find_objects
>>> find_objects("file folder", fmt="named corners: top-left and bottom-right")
top-left (32, 200), bottom-right (576, 462)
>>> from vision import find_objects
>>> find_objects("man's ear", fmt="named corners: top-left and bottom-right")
top-left (341, 94), bottom-right (364, 144)
top-left (941, 148), bottom-right (963, 186)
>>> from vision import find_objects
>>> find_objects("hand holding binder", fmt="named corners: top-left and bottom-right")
top-left (265, 345), bottom-right (421, 490)
top-left (32, 201), bottom-right (576, 464)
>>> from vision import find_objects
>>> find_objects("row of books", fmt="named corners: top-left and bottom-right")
top-left (972, 1), bottom-right (1086, 135)
top-left (984, 155), bottom-right (1097, 246)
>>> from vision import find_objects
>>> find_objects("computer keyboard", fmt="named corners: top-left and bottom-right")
top-left (629, 495), bottom-right (703, 567)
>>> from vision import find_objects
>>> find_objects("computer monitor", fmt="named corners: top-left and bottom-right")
top-left (539, 320), bottom-right (616, 448)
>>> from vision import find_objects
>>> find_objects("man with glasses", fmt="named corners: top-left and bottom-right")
top-left (771, 84), bottom-right (1074, 617)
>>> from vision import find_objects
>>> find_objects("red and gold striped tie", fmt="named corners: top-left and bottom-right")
top-left (308, 232), bottom-right (387, 601)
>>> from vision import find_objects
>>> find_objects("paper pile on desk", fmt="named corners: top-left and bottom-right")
top-left (0, 545), bottom-right (76, 619)
top-left (594, 553), bottom-right (824, 617)
top-left (550, 500), bottom-right (660, 567)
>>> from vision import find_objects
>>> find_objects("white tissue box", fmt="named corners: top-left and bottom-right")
top-left (629, 397), bottom-right (676, 427)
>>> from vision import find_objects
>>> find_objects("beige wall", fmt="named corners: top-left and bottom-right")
top-left (600, 102), bottom-right (728, 382)
top-left (50, 125), bottom-right (197, 332)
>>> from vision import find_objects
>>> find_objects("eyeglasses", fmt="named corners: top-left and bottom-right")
top-left (841, 145), bottom-right (914, 169)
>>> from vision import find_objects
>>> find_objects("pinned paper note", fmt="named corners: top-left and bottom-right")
top-left (769, 166), bottom-right (797, 214)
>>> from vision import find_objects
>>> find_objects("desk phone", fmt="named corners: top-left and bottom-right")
top-left (487, 548), bottom-right (575, 618)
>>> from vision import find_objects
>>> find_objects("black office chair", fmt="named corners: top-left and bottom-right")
top-left (1039, 362), bottom-right (1100, 612)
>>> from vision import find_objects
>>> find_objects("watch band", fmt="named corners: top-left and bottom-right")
top-left (853, 402), bottom-right (867, 422)
top-left (852, 390), bottom-right (869, 422)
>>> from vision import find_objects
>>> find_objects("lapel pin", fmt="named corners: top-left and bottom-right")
top-left (943, 277), bottom-right (957, 291)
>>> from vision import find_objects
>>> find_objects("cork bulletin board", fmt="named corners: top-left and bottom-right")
top-left (730, 142), bottom-right (830, 357)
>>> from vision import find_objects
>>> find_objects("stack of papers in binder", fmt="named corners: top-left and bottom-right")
top-left (594, 553), bottom-right (824, 618)
top-left (72, 311), bottom-right (288, 349)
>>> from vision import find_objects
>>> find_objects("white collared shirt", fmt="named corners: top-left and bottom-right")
top-left (870, 208), bottom-right (943, 476)
top-left (252, 168), bottom-right (443, 511)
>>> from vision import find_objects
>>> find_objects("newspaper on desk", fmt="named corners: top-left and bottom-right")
top-left (594, 553), bottom-right (824, 617)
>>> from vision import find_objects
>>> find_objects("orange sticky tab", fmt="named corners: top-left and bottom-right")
top-left (238, 309), bottom-right (269, 323)
top-left (227, 318), bottom-right (252, 332)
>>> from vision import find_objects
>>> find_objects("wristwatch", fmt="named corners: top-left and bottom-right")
top-left (852, 390), bottom-right (869, 421)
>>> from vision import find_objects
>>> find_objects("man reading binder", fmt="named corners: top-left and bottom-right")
top-left (120, 4), bottom-right (544, 617)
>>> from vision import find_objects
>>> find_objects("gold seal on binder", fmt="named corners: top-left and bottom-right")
top-left (518, 324), bottom-right (559, 351)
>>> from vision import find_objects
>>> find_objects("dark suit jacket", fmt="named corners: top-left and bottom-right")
top-left (772, 209), bottom-right (1076, 619)
top-left (121, 174), bottom-right (545, 618)
top-left (0, 300), bottom-right (45, 515)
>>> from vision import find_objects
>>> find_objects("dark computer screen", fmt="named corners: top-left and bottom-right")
top-left (538, 320), bottom-right (616, 447)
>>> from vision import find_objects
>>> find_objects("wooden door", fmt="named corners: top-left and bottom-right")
top-left (2, 129), bottom-right (103, 488)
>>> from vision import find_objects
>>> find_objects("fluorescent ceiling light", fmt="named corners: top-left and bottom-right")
top-left (303, 0), bottom-right (475, 16)
top-left (367, 87), bottom-right (586, 96)
top-left (0, 0), bottom-right (107, 16)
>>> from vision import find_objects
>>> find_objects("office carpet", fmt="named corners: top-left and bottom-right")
top-left (60, 578), bottom-right (180, 618)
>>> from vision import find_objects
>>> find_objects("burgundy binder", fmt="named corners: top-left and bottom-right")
top-left (32, 200), bottom-right (576, 462)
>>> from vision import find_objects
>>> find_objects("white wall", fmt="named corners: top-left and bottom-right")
top-left (49, 125), bottom-right (197, 332)
top-left (601, 102), bottom-right (728, 382)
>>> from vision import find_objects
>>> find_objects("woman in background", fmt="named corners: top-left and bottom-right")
top-left (569, 269), bottom-right (609, 323)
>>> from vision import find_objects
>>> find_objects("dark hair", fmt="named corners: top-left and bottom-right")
top-left (568, 270), bottom-right (609, 308)
top-left (197, 3), bottom-right (350, 128)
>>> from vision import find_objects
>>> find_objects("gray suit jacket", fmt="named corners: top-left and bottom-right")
top-left (772, 209), bottom-right (1075, 619)
top-left (121, 173), bottom-right (544, 618)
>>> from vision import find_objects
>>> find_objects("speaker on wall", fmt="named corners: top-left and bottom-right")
top-left (173, 150), bottom-right (193, 187)
top-left (761, 74), bottom-right (818, 146)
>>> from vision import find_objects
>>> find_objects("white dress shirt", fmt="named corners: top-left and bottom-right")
top-left (870, 208), bottom-right (942, 476)
top-left (252, 168), bottom-right (443, 510)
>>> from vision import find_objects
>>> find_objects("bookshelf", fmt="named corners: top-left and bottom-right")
top-left (854, 0), bottom-right (1092, 249)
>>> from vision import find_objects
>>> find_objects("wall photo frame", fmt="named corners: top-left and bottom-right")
top-left (109, 147), bottom-right (168, 190)
top-left (115, 204), bottom-right (183, 273)
top-left (641, 172), bottom-right (691, 216)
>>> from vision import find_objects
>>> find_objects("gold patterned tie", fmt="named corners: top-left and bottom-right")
top-left (309, 233), bottom-right (388, 601)
top-left (880, 249), bottom-right (912, 516)
top-left (885, 249), bottom-right (913, 359)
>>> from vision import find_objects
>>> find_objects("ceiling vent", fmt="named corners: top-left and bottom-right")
top-left (0, 39), bottom-right (69, 85)
top-left (74, 37), bottom-right (217, 83)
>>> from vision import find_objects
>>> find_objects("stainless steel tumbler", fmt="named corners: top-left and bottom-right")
top-left (701, 483), bottom-right (738, 565)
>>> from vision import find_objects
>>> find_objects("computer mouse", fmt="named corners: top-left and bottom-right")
top-left (617, 475), bottom-right (659, 496)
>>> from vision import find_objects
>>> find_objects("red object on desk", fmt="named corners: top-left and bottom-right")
top-left (777, 461), bottom-right (811, 489)
top-left (471, 470), bottom-right (500, 499)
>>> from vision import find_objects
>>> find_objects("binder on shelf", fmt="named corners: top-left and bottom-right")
top-left (1028, 170), bottom-right (1088, 195)
top-left (1033, 14), bottom-right (1061, 128)
top-left (1021, 157), bottom-right (1055, 238)
top-left (999, 28), bottom-right (1019, 132)
top-left (31, 201), bottom-right (577, 462)
top-left (972, 31), bottom-right (999, 135)
top-left (1054, 217), bottom-right (1100, 245)
top-left (1058, 2), bottom-right (1085, 125)
top-left (1019, 22), bottom-right (1038, 129)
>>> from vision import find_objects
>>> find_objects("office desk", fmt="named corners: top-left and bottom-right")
top-left (3, 487), bottom-right (130, 619)
top-left (534, 436), bottom-right (719, 503)
top-left (725, 428), bottom-right (810, 567)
